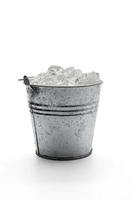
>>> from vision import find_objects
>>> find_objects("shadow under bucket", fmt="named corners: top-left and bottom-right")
top-left (23, 76), bottom-right (102, 160)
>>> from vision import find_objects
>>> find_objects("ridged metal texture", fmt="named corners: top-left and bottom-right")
top-left (26, 82), bottom-right (102, 160)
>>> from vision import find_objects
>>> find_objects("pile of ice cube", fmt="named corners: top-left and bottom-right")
top-left (30, 65), bottom-right (101, 86)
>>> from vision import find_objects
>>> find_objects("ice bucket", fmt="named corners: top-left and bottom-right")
top-left (23, 76), bottom-right (102, 160)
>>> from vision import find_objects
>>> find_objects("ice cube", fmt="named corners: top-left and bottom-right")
top-left (47, 65), bottom-right (63, 75)
top-left (63, 67), bottom-right (75, 77)
top-left (73, 69), bottom-right (82, 78)
top-left (87, 72), bottom-right (100, 83)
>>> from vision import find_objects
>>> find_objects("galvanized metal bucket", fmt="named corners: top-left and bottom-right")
top-left (22, 76), bottom-right (102, 160)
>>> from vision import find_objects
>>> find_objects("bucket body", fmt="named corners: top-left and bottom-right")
top-left (26, 83), bottom-right (102, 160)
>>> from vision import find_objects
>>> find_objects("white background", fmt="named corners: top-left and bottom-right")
top-left (0, 0), bottom-right (133, 199)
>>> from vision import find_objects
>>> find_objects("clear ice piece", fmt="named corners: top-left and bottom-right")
top-left (47, 65), bottom-right (63, 75)
top-left (63, 67), bottom-right (75, 77)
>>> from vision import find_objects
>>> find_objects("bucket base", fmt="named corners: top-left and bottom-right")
top-left (36, 149), bottom-right (92, 161)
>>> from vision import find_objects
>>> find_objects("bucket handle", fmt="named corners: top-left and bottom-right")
top-left (23, 75), bottom-right (30, 86)
top-left (18, 75), bottom-right (34, 90)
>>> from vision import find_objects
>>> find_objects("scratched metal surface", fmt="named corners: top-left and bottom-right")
top-left (26, 83), bottom-right (102, 160)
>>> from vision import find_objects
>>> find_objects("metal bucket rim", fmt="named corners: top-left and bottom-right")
top-left (28, 80), bottom-right (103, 88)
